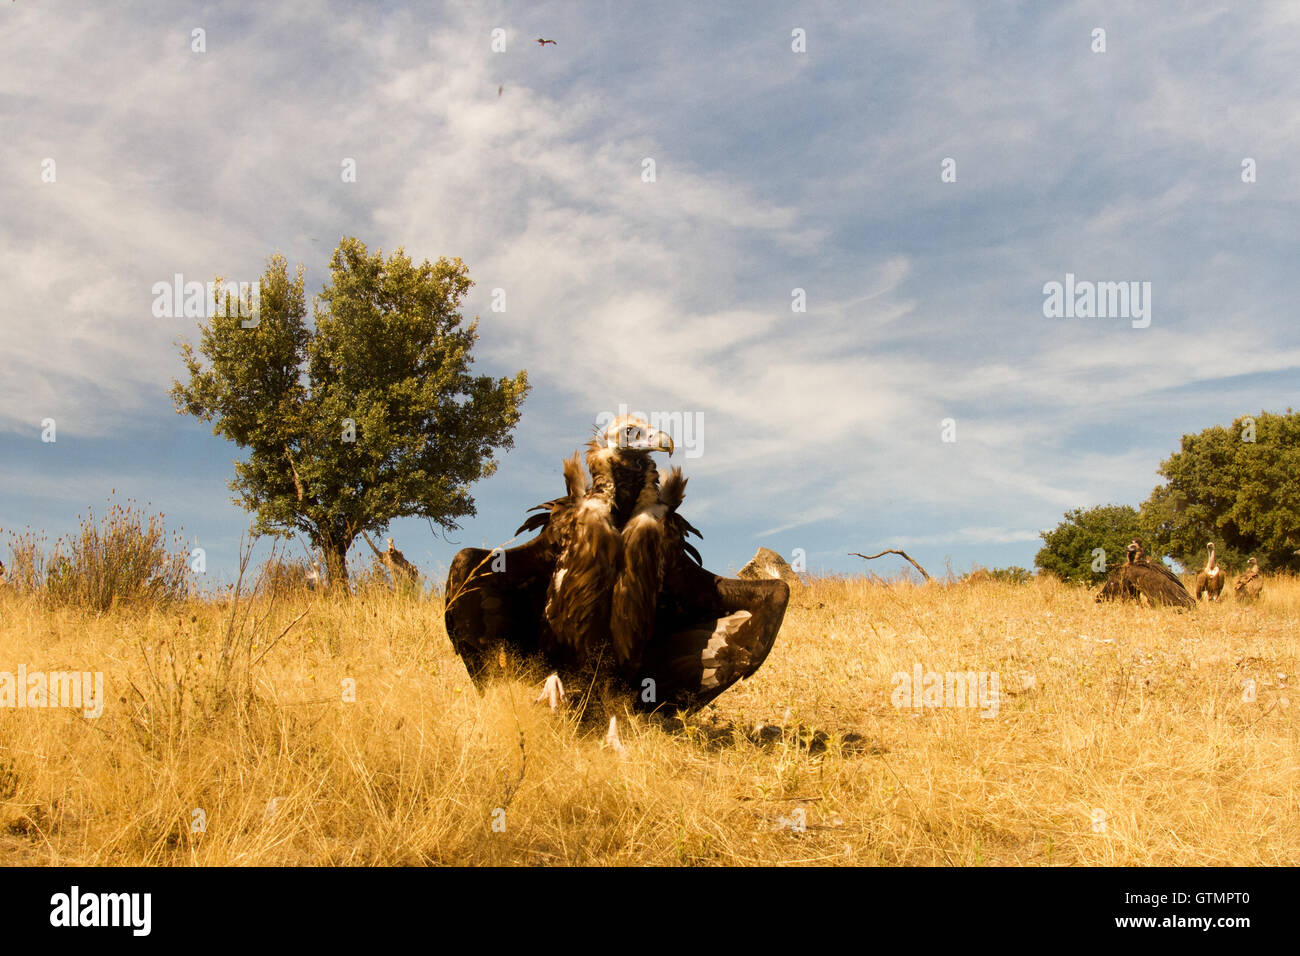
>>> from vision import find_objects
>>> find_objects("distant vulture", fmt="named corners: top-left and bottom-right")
top-left (1234, 558), bottom-right (1263, 603)
top-left (1193, 542), bottom-right (1225, 601)
top-left (444, 415), bottom-right (790, 716)
top-left (536, 37), bottom-right (557, 46)
top-left (362, 532), bottom-right (420, 589)
top-left (1096, 538), bottom-right (1196, 609)
top-left (384, 537), bottom-right (421, 586)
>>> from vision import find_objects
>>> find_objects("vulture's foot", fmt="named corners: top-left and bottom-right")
top-left (534, 673), bottom-right (566, 711)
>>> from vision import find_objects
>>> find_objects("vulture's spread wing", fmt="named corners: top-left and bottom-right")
top-left (634, 467), bottom-right (788, 710)
top-left (444, 456), bottom-right (582, 683)
top-left (445, 533), bottom-right (560, 686)
top-left (642, 555), bottom-right (789, 711)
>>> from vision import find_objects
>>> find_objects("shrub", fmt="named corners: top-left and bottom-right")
top-left (9, 497), bottom-right (192, 610)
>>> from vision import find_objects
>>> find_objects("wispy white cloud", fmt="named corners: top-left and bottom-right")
top-left (886, 527), bottom-right (1045, 548)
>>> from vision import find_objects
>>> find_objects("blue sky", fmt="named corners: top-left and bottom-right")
top-left (3, 1), bottom-right (1299, 586)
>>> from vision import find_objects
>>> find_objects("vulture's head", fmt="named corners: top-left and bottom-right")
top-left (1247, 557), bottom-right (1258, 568)
top-left (1126, 539), bottom-right (1143, 563)
top-left (600, 414), bottom-right (674, 458)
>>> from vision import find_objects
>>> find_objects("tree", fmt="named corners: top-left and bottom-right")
top-left (1034, 504), bottom-right (1144, 583)
top-left (171, 238), bottom-right (529, 587)
top-left (988, 566), bottom-right (1032, 584)
top-left (1139, 410), bottom-right (1300, 572)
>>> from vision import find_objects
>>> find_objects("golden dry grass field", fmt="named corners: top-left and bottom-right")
top-left (1, 575), bottom-right (1297, 866)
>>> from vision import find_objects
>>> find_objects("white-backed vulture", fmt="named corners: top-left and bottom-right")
top-left (444, 415), bottom-right (790, 714)
top-left (1193, 542), bottom-right (1225, 601)
top-left (1234, 558), bottom-right (1263, 602)
top-left (1096, 538), bottom-right (1196, 609)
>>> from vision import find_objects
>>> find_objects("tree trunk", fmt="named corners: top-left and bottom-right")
top-left (322, 538), bottom-right (351, 592)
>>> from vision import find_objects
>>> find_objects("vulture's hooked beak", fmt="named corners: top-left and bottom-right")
top-left (633, 428), bottom-right (674, 456)
top-left (608, 416), bottom-right (676, 457)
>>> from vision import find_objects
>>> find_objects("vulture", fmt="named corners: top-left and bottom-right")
top-left (1193, 542), bottom-right (1225, 601)
top-left (1096, 538), bottom-right (1196, 609)
top-left (1234, 558), bottom-right (1263, 603)
top-left (444, 415), bottom-right (790, 717)
top-left (362, 532), bottom-right (421, 589)
top-left (536, 37), bottom-right (557, 46)
top-left (384, 536), bottom-right (421, 586)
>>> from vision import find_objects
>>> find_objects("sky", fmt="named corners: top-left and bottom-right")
top-left (2, 1), bottom-right (1298, 587)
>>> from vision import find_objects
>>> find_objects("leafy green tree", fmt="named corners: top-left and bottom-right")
top-left (1034, 504), bottom-right (1145, 583)
top-left (1139, 410), bottom-right (1300, 572)
top-left (171, 238), bottom-right (529, 587)
top-left (988, 566), bottom-right (1032, 584)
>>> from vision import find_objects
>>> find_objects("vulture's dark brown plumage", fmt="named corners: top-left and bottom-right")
top-left (444, 416), bottom-right (790, 714)
top-left (1096, 538), bottom-right (1196, 609)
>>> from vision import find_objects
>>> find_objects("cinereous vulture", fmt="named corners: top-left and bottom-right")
top-left (444, 415), bottom-right (790, 715)
top-left (1096, 538), bottom-right (1196, 609)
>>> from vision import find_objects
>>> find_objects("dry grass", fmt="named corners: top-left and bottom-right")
top-left (1, 574), bottom-right (1297, 865)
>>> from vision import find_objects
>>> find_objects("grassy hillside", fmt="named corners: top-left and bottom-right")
top-left (1, 575), bottom-right (1296, 865)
